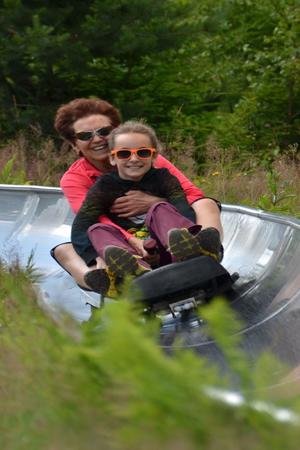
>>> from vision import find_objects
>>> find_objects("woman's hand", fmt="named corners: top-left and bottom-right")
top-left (110, 190), bottom-right (163, 217)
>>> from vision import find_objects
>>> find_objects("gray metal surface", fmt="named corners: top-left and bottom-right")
top-left (0, 184), bottom-right (300, 382)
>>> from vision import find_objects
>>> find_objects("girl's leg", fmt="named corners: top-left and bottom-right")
top-left (145, 202), bottom-right (201, 248)
top-left (145, 202), bottom-right (222, 262)
top-left (88, 224), bottom-right (151, 277)
top-left (88, 223), bottom-right (135, 259)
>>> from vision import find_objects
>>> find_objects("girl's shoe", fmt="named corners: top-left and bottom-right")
top-left (168, 227), bottom-right (223, 262)
top-left (104, 246), bottom-right (151, 279)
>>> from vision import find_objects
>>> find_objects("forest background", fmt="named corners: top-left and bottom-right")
top-left (0, 0), bottom-right (299, 214)
top-left (1, 2), bottom-right (300, 450)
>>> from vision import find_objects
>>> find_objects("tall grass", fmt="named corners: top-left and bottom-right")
top-left (1, 132), bottom-right (300, 448)
top-left (197, 139), bottom-right (300, 216)
top-left (1, 263), bottom-right (300, 450)
top-left (0, 129), bottom-right (74, 186)
top-left (1, 131), bottom-right (299, 217)
top-left (164, 136), bottom-right (300, 217)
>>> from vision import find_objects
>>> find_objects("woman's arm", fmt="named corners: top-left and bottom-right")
top-left (61, 155), bottom-right (217, 238)
top-left (61, 163), bottom-right (133, 240)
top-left (110, 190), bottom-right (163, 217)
top-left (155, 158), bottom-right (223, 238)
top-left (156, 168), bottom-right (223, 239)
top-left (157, 169), bottom-right (195, 221)
top-left (60, 167), bottom-right (94, 213)
top-left (110, 154), bottom-right (205, 217)
top-left (71, 180), bottom-right (112, 263)
top-left (154, 154), bottom-right (205, 204)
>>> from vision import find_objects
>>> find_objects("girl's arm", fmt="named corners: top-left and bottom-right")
top-left (61, 167), bottom-right (133, 241)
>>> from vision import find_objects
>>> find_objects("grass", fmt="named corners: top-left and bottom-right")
top-left (1, 130), bottom-right (299, 218)
top-left (1, 263), bottom-right (300, 450)
top-left (0, 131), bottom-right (300, 449)
top-left (165, 136), bottom-right (300, 217)
top-left (0, 129), bottom-right (74, 186)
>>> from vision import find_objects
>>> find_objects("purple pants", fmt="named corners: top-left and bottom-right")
top-left (88, 202), bottom-right (200, 268)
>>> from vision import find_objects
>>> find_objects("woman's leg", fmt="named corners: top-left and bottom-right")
top-left (51, 243), bottom-right (101, 289)
top-left (51, 242), bottom-right (110, 293)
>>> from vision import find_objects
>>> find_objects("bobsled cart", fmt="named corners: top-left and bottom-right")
top-left (122, 255), bottom-right (239, 318)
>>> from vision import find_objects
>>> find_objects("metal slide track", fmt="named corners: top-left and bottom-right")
top-left (0, 185), bottom-right (299, 383)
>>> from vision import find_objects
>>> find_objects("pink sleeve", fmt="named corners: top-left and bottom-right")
top-left (154, 154), bottom-right (205, 204)
top-left (60, 171), bottom-right (93, 213)
top-left (60, 170), bottom-right (133, 241)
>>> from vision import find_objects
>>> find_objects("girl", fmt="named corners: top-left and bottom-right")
top-left (71, 120), bottom-right (222, 296)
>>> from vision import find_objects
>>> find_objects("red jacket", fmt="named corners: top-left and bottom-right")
top-left (61, 154), bottom-right (205, 240)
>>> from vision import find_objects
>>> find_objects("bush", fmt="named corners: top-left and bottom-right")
top-left (1, 263), bottom-right (300, 449)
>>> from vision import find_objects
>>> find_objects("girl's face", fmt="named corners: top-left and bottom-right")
top-left (109, 132), bottom-right (156, 181)
top-left (72, 114), bottom-right (112, 168)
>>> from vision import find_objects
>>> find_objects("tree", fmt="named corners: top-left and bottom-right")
top-left (0, 0), bottom-right (201, 137)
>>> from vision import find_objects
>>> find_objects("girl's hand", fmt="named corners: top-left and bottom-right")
top-left (128, 236), bottom-right (160, 266)
top-left (128, 236), bottom-right (148, 257)
top-left (95, 256), bottom-right (107, 269)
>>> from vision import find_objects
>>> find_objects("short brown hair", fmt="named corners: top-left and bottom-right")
top-left (54, 97), bottom-right (122, 143)
top-left (108, 120), bottom-right (161, 151)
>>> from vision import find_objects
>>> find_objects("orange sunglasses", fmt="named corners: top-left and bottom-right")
top-left (111, 147), bottom-right (156, 160)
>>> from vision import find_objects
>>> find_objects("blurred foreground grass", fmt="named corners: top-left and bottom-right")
top-left (1, 263), bottom-right (300, 450)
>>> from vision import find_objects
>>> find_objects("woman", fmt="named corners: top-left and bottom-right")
top-left (52, 97), bottom-right (223, 293)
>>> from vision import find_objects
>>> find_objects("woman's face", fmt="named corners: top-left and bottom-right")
top-left (72, 114), bottom-right (113, 168)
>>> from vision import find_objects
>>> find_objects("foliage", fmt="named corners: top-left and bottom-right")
top-left (0, 0), bottom-right (300, 157)
top-left (0, 129), bottom-right (299, 217)
top-left (0, 0), bottom-right (201, 136)
top-left (193, 138), bottom-right (300, 217)
top-left (0, 129), bottom-right (74, 186)
top-left (1, 4), bottom-right (299, 445)
top-left (1, 263), bottom-right (300, 450)
top-left (0, 155), bottom-right (29, 184)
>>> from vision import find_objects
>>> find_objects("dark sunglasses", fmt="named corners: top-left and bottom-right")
top-left (111, 147), bottom-right (156, 160)
top-left (74, 126), bottom-right (113, 141)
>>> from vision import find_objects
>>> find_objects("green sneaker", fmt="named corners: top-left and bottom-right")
top-left (168, 227), bottom-right (223, 262)
top-left (104, 246), bottom-right (151, 279)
